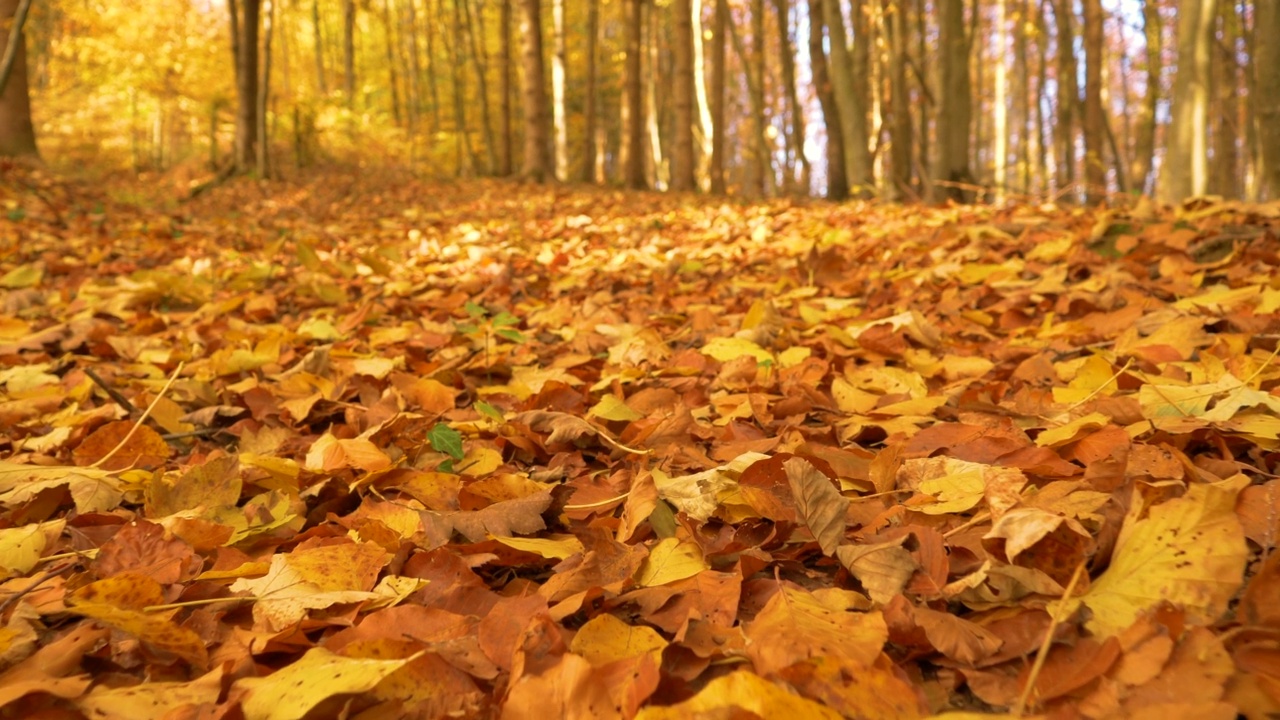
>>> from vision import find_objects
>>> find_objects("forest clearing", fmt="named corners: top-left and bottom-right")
top-left (4, 0), bottom-right (1280, 716)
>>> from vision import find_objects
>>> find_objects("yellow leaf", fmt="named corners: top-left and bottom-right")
top-left (1035, 412), bottom-right (1112, 447)
top-left (1051, 476), bottom-right (1249, 637)
top-left (0, 522), bottom-right (59, 580)
top-left (569, 613), bottom-right (667, 666)
top-left (78, 667), bottom-right (223, 719)
top-left (699, 337), bottom-right (774, 364)
top-left (0, 263), bottom-right (43, 289)
top-left (67, 574), bottom-right (208, 666)
top-left (235, 647), bottom-right (415, 720)
top-left (589, 394), bottom-right (645, 422)
top-left (493, 534), bottom-right (584, 560)
top-left (744, 585), bottom-right (887, 675)
top-left (636, 537), bottom-right (708, 587)
top-left (916, 470), bottom-right (985, 515)
top-left (635, 671), bottom-right (842, 720)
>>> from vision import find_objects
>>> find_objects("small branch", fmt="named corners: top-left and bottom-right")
top-left (90, 362), bottom-right (185, 469)
top-left (0, 0), bottom-right (34, 98)
top-left (84, 367), bottom-right (139, 415)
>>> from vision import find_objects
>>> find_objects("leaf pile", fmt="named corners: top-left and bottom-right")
top-left (2, 166), bottom-right (1280, 718)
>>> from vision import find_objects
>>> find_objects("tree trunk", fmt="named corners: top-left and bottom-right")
top-left (808, 0), bottom-right (847, 199)
top-left (1053, 0), bottom-right (1076, 197)
top-left (1160, 0), bottom-right (1216, 202)
top-left (1082, 0), bottom-right (1105, 203)
top-left (343, 0), bottom-right (356, 107)
top-left (993, 0), bottom-right (1008, 198)
top-left (452, 0), bottom-right (473, 175)
top-left (426, 0), bottom-right (441, 135)
top-left (671, 0), bottom-right (697, 191)
top-left (1258, 0), bottom-right (1280, 198)
top-left (623, 0), bottom-right (646, 189)
top-left (551, 0), bottom-right (568, 180)
top-left (520, 0), bottom-right (550, 181)
top-left (0, 0), bottom-right (37, 157)
top-left (1014, 0), bottom-right (1031, 194)
top-left (464, 0), bottom-right (497, 173)
top-left (644, 2), bottom-right (664, 187)
top-left (709, 0), bottom-right (727, 193)
top-left (1210, 3), bottom-right (1239, 198)
top-left (233, 0), bottom-right (261, 171)
top-left (692, 0), bottom-right (714, 188)
top-left (581, 0), bottom-right (599, 182)
top-left (773, 0), bottom-right (810, 194)
top-left (382, 0), bottom-right (402, 126)
top-left (498, 0), bottom-right (514, 176)
top-left (822, 0), bottom-right (873, 195)
top-left (884, 0), bottom-right (912, 199)
top-left (1130, 0), bottom-right (1160, 195)
top-left (257, 0), bottom-right (275, 177)
top-left (311, 0), bottom-right (326, 94)
top-left (935, 0), bottom-right (972, 201)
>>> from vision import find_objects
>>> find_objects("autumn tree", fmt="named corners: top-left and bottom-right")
top-left (1161, 0), bottom-right (1217, 202)
top-left (229, 0), bottom-right (261, 171)
top-left (520, 0), bottom-right (551, 182)
top-left (823, 0), bottom-right (872, 195)
top-left (622, 0), bottom-right (646, 190)
top-left (709, 0), bottom-right (727, 194)
top-left (935, 0), bottom-right (973, 201)
top-left (0, 0), bottom-right (37, 157)
top-left (1259, 0), bottom-right (1280, 197)
top-left (670, 0), bottom-right (697, 192)
top-left (1081, 0), bottom-right (1105, 203)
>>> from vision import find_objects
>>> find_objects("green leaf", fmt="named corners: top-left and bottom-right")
top-left (475, 401), bottom-right (504, 421)
top-left (426, 423), bottom-right (464, 460)
top-left (455, 322), bottom-right (479, 335)
top-left (464, 301), bottom-right (487, 318)
top-left (491, 311), bottom-right (520, 327)
top-left (495, 328), bottom-right (526, 343)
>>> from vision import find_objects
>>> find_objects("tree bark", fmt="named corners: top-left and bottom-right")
top-left (1053, 0), bottom-right (1077, 197)
top-left (671, 0), bottom-right (697, 191)
top-left (623, 0), bottom-right (646, 189)
top-left (257, 0), bottom-right (275, 177)
top-left (1160, 0), bottom-right (1216, 202)
top-left (1258, 0), bottom-right (1280, 198)
top-left (822, 0), bottom-right (873, 195)
top-left (935, 0), bottom-right (972, 201)
top-left (464, 0), bottom-right (496, 173)
top-left (551, 0), bottom-right (568, 180)
top-left (233, 0), bottom-right (261, 171)
top-left (644, 2), bottom-right (664, 187)
top-left (1082, 0), bottom-right (1105, 203)
top-left (884, 0), bottom-right (912, 199)
top-left (311, 0), bottom-right (326, 95)
top-left (0, 0), bottom-right (37, 157)
top-left (499, 0), bottom-right (514, 176)
top-left (1210, 3), bottom-right (1240, 198)
top-left (773, 0), bottom-right (810, 194)
top-left (808, 0), bottom-right (847, 199)
top-left (520, 0), bottom-right (551, 181)
top-left (343, 0), bottom-right (356, 107)
top-left (452, 0), bottom-right (473, 175)
top-left (993, 0), bottom-right (1008, 198)
top-left (692, 0), bottom-right (714, 188)
top-left (382, 0), bottom-right (402, 126)
top-left (1129, 0), bottom-right (1160, 194)
top-left (581, 0), bottom-right (599, 182)
top-left (709, 0), bottom-right (727, 193)
top-left (426, 0), bottom-right (441, 134)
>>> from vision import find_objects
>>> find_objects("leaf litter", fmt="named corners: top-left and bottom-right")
top-left (1, 166), bottom-right (1280, 717)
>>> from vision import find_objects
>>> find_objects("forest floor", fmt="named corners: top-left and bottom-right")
top-left (1, 163), bottom-right (1279, 719)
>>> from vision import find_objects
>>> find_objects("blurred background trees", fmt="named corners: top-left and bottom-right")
top-left (2, 0), bottom-right (1277, 204)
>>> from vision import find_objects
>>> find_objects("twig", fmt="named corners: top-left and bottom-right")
top-left (90, 361), bottom-right (185, 469)
top-left (84, 367), bottom-right (139, 415)
top-left (0, 562), bottom-right (76, 616)
top-left (1013, 560), bottom-right (1087, 716)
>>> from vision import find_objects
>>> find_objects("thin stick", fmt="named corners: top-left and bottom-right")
top-left (1013, 560), bottom-right (1087, 716)
top-left (90, 361), bottom-right (185, 469)
top-left (84, 367), bottom-right (139, 415)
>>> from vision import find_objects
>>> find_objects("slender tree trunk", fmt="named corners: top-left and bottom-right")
top-left (1160, 0), bottom-right (1216, 202)
top-left (671, 0), bottom-right (697, 191)
top-left (406, 0), bottom-right (421, 130)
top-left (884, 0), bottom-right (912, 199)
top-left (551, 0), bottom-right (568, 180)
top-left (343, 0), bottom-right (356, 107)
top-left (1082, 0), bottom-right (1105, 203)
top-left (581, 0), bottom-right (599, 182)
top-left (257, 0), bottom-right (275, 176)
top-left (1257, 0), bottom-right (1280, 198)
top-left (774, 0), bottom-right (810, 193)
top-left (730, 0), bottom-right (771, 196)
top-left (644, 2), bottom-right (664, 187)
top-left (520, 0), bottom-right (551, 181)
top-left (1129, 0), bottom-right (1160, 194)
top-left (0, 0), bottom-right (38, 157)
top-left (464, 0), bottom-right (497, 173)
top-left (709, 0), bottom-right (727, 193)
top-left (382, 0), bottom-right (402, 126)
top-left (233, 0), bottom-right (261, 171)
top-left (692, 0), bottom-right (714, 188)
top-left (808, 0), bottom-right (847, 199)
top-left (1014, 0), bottom-right (1031, 194)
top-left (935, 0), bottom-right (972, 201)
top-left (452, 0), bottom-right (473, 175)
top-left (426, 0), bottom-right (441, 135)
top-left (823, 0), bottom-right (873, 195)
top-left (1053, 0), bottom-right (1077, 197)
top-left (311, 0), bottom-right (326, 94)
top-left (993, 0), bottom-right (1008, 198)
top-left (499, 0), bottom-right (514, 176)
top-left (623, 0), bottom-right (646, 189)
top-left (1211, 3), bottom-right (1240, 198)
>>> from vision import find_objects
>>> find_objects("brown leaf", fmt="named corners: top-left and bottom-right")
top-left (784, 457), bottom-right (847, 556)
